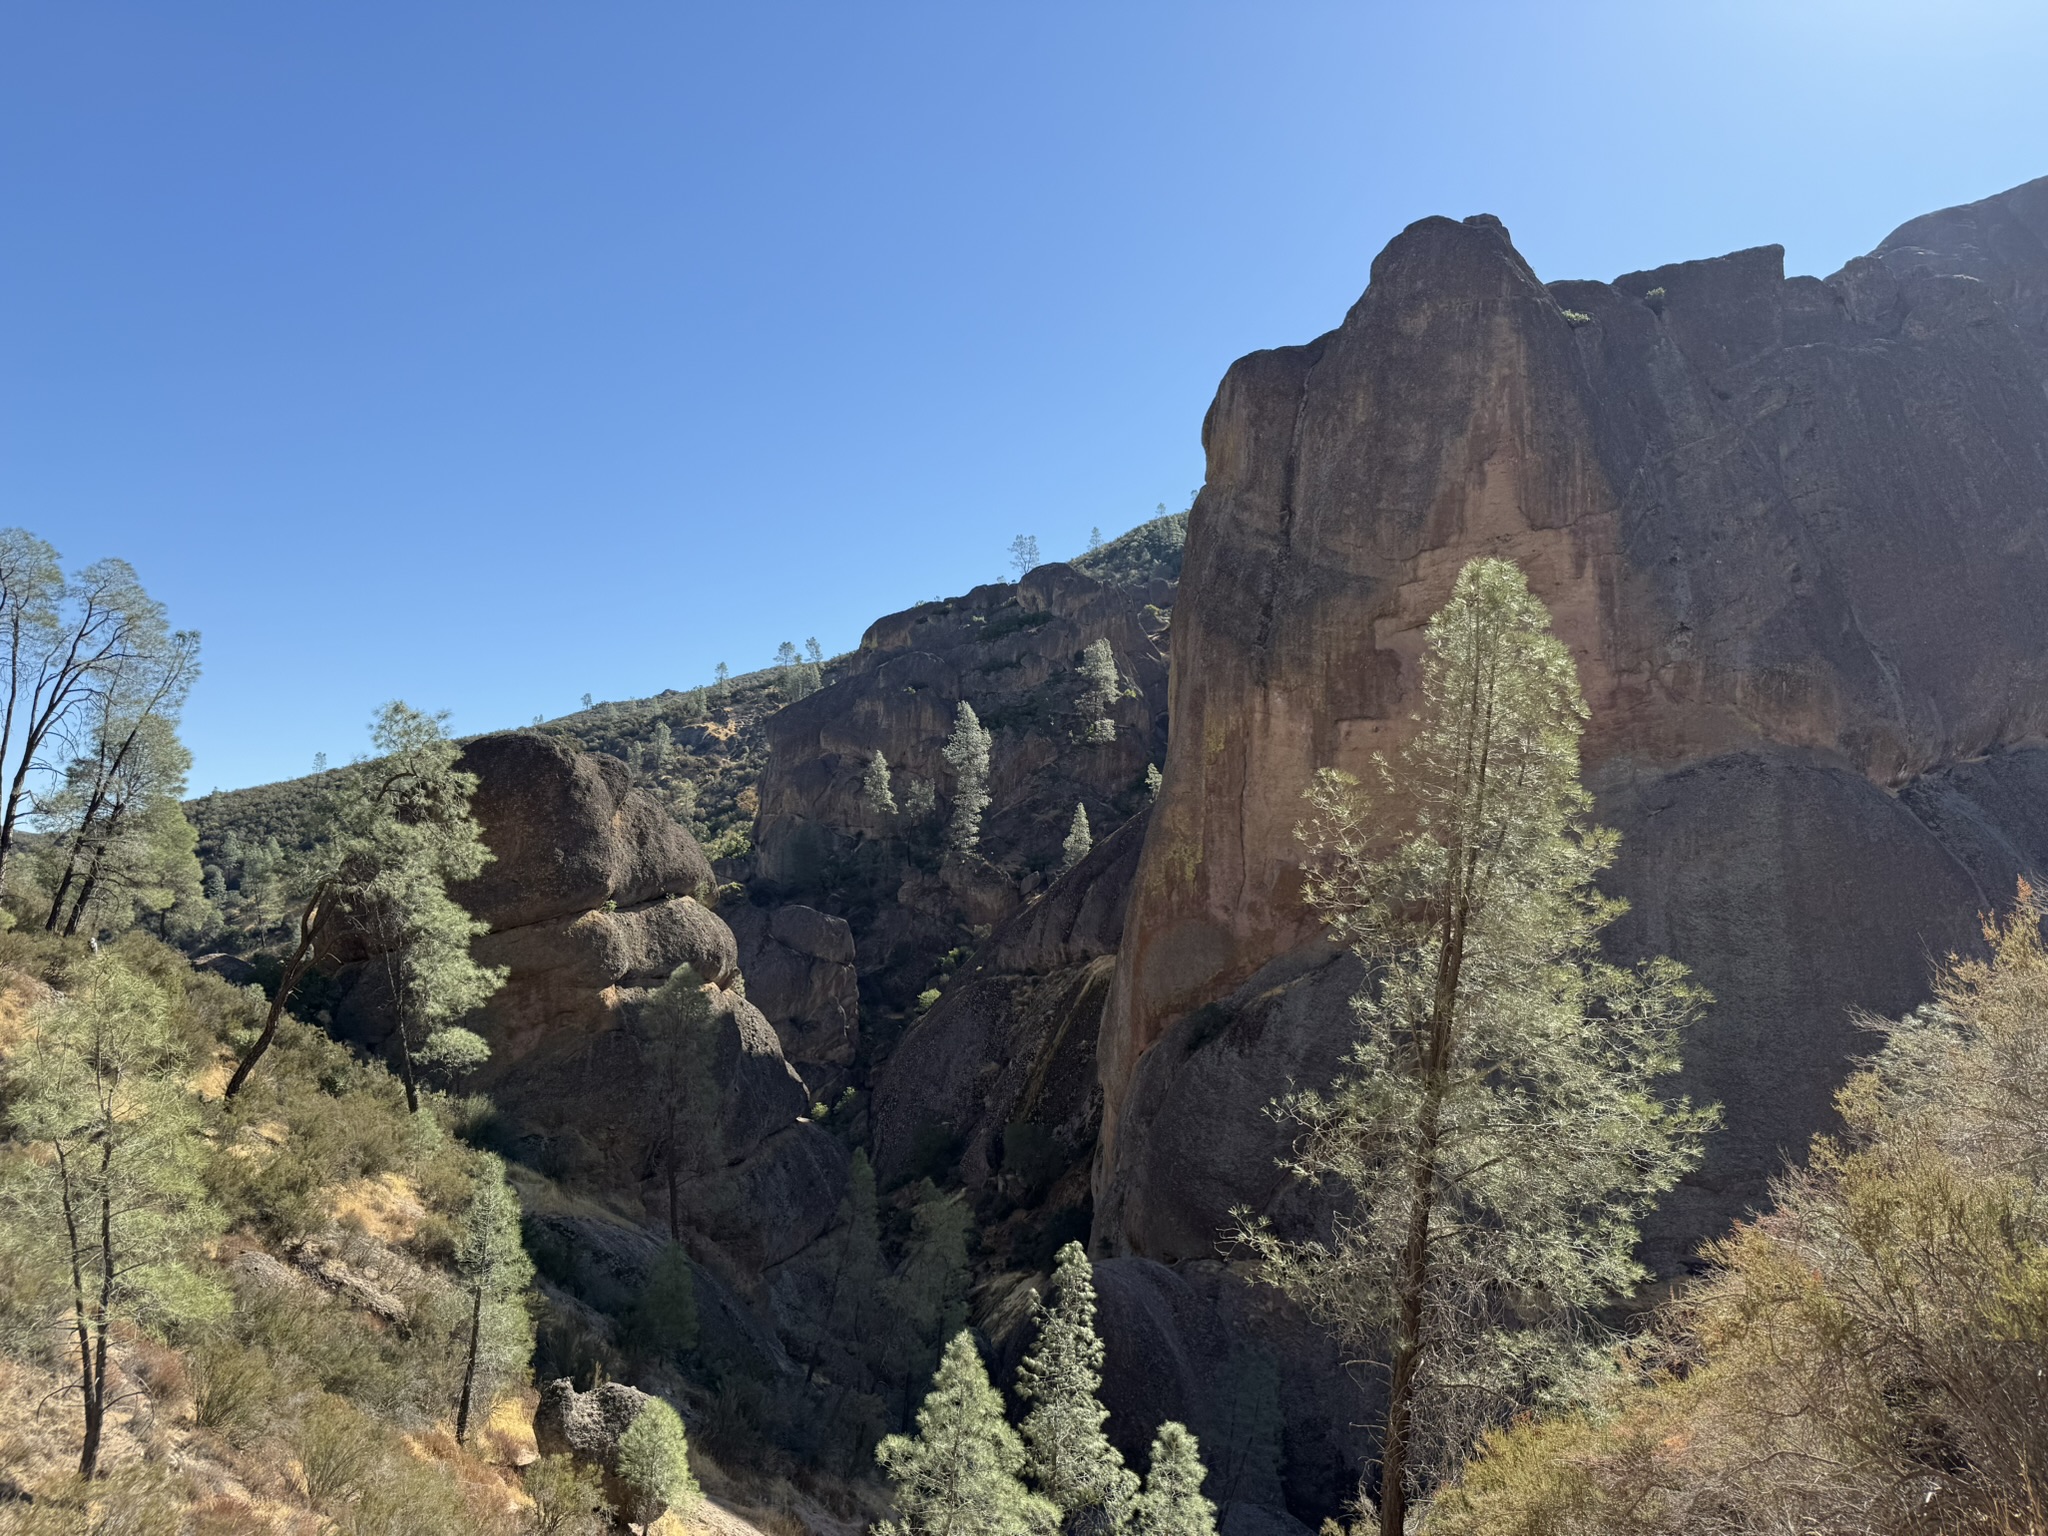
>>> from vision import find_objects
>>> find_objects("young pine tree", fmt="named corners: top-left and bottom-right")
top-left (452, 1153), bottom-right (536, 1444)
top-left (885, 1182), bottom-right (974, 1424)
top-left (864, 749), bottom-right (899, 817)
top-left (616, 1397), bottom-right (700, 1527)
top-left (1, 957), bottom-right (225, 1478)
top-left (225, 702), bottom-right (504, 1108)
top-left (1234, 558), bottom-right (1716, 1535)
top-left (1017, 1241), bottom-right (1138, 1531)
top-left (1077, 641), bottom-right (1119, 744)
top-left (1009, 534), bottom-right (1042, 580)
top-left (1061, 804), bottom-right (1093, 873)
top-left (633, 965), bottom-right (721, 1241)
top-left (1133, 1423), bottom-right (1218, 1536)
top-left (942, 702), bottom-right (992, 854)
top-left (877, 1332), bottom-right (1058, 1536)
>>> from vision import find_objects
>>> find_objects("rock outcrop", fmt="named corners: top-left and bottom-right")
top-left (752, 560), bottom-right (1172, 1010)
top-left (726, 902), bottom-right (860, 1073)
top-left (532, 1379), bottom-right (673, 1527)
top-left (1096, 175), bottom-right (2048, 1272)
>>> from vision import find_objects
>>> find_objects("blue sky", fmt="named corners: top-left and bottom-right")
top-left (6, 1), bottom-right (2047, 793)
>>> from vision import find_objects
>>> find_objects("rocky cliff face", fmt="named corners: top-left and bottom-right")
top-left (1097, 175), bottom-right (2048, 1270)
top-left (752, 558), bottom-right (1173, 1012)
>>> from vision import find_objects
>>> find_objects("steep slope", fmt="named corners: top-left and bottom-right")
top-left (1096, 175), bottom-right (2048, 1274)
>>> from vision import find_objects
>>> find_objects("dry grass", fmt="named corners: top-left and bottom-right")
top-left (327, 1171), bottom-right (427, 1245)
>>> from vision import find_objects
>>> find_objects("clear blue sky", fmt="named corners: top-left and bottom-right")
top-left (6, 2), bottom-right (2046, 793)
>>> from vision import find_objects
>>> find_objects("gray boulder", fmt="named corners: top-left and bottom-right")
top-left (532, 1378), bottom-right (671, 1527)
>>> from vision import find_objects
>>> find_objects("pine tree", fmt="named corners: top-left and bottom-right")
top-left (1009, 534), bottom-right (1042, 580)
top-left (942, 702), bottom-right (992, 853)
top-left (633, 965), bottom-right (720, 1242)
top-left (1017, 1241), bottom-right (1137, 1530)
top-left (616, 1397), bottom-right (700, 1526)
top-left (1061, 804), bottom-right (1092, 873)
top-left (1077, 641), bottom-right (1119, 743)
top-left (1, 957), bottom-right (226, 1478)
top-left (649, 719), bottom-right (673, 772)
top-left (453, 1154), bottom-right (536, 1444)
top-left (806, 637), bottom-right (825, 665)
top-left (1133, 1423), bottom-right (1217, 1536)
top-left (627, 1242), bottom-right (699, 1362)
top-left (1087, 527), bottom-right (1104, 552)
top-left (1234, 558), bottom-right (1716, 1534)
top-left (1144, 764), bottom-right (1162, 799)
top-left (776, 640), bottom-right (801, 670)
top-left (864, 750), bottom-right (899, 817)
top-left (224, 702), bottom-right (505, 1108)
top-left (885, 1182), bottom-right (973, 1424)
top-left (877, 1332), bottom-right (1057, 1536)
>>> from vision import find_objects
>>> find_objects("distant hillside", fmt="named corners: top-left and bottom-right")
top-left (186, 511), bottom-right (1189, 941)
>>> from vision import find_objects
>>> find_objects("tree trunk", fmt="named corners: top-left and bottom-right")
top-left (61, 838), bottom-right (111, 938)
top-left (455, 1284), bottom-right (484, 1444)
top-left (396, 1015), bottom-right (421, 1114)
top-left (225, 890), bottom-right (325, 1100)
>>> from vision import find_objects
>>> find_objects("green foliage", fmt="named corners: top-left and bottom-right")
top-left (634, 965), bottom-right (722, 1240)
top-left (0, 953), bottom-right (227, 1475)
top-left (1076, 639), bottom-right (1121, 743)
top-left (1071, 510), bottom-right (1188, 589)
top-left (1559, 308), bottom-right (1593, 326)
top-left (524, 1453), bottom-right (609, 1536)
top-left (1145, 762), bottom-right (1162, 799)
top-left (877, 1331), bottom-right (1057, 1536)
top-left (1135, 1422), bottom-right (1219, 1536)
top-left (453, 1152), bottom-right (536, 1441)
top-left (865, 748), bottom-right (900, 817)
top-left (1238, 558), bottom-right (1715, 1525)
top-left (1017, 1241), bottom-right (1138, 1527)
top-left (626, 1242), bottom-right (699, 1362)
top-left (1061, 803), bottom-right (1093, 872)
top-left (883, 1182), bottom-right (973, 1420)
top-left (942, 702), bottom-right (992, 853)
top-left (617, 1397), bottom-right (701, 1522)
top-left (1008, 534), bottom-right (1042, 579)
top-left (1431, 890), bottom-right (2048, 1535)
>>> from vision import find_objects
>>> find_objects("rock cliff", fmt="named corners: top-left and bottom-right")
top-left (1097, 175), bottom-right (2048, 1272)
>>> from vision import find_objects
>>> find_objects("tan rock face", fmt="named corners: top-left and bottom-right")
top-left (1098, 177), bottom-right (2048, 1264)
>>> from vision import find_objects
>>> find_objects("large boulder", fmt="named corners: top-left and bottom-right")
top-left (726, 902), bottom-right (860, 1070)
top-left (1098, 175), bottom-right (2048, 1272)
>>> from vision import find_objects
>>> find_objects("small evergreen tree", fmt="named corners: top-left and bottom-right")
top-left (1017, 1241), bottom-right (1137, 1529)
top-left (1, 957), bottom-right (226, 1478)
top-left (452, 1153), bottom-right (536, 1444)
top-left (1061, 804), bottom-right (1092, 873)
top-left (634, 965), bottom-right (720, 1241)
top-left (1077, 641), bottom-right (1119, 743)
top-left (1009, 534), bottom-right (1042, 580)
top-left (877, 1332), bottom-right (1057, 1536)
top-left (649, 719), bottom-right (673, 772)
top-left (616, 1397), bottom-right (700, 1526)
top-left (776, 640), bottom-right (801, 670)
top-left (864, 749), bottom-right (899, 817)
top-left (1134, 1423), bottom-right (1217, 1536)
top-left (627, 1243), bottom-right (699, 1362)
top-left (1144, 764), bottom-right (1162, 799)
top-left (905, 778), bottom-right (939, 821)
top-left (942, 702), bottom-right (992, 853)
top-left (1087, 526), bottom-right (1104, 552)
top-left (885, 1182), bottom-right (973, 1423)
top-left (806, 637), bottom-right (825, 665)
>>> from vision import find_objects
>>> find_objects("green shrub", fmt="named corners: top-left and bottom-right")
top-left (616, 1397), bottom-right (700, 1523)
top-left (190, 1340), bottom-right (276, 1442)
top-left (524, 1454), bottom-right (609, 1536)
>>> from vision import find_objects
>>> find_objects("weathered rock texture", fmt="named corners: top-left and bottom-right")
top-left (1098, 175), bottom-right (2048, 1271)
top-left (532, 1379), bottom-right (672, 1526)
top-left (869, 809), bottom-right (1147, 1251)
top-left (753, 561), bottom-right (1172, 1010)
top-left (726, 902), bottom-right (860, 1072)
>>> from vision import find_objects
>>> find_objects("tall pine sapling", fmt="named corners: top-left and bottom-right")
top-left (633, 965), bottom-right (720, 1242)
top-left (877, 1332), bottom-right (1057, 1536)
top-left (453, 1153), bottom-right (536, 1444)
top-left (864, 749), bottom-right (899, 817)
top-left (1077, 641), bottom-right (1119, 744)
top-left (1061, 804), bottom-right (1092, 873)
top-left (942, 702), bottom-right (992, 854)
top-left (1234, 558), bottom-right (1716, 1534)
top-left (1017, 1241), bottom-right (1137, 1530)
top-left (616, 1397), bottom-right (700, 1527)
top-left (1133, 1423), bottom-right (1218, 1536)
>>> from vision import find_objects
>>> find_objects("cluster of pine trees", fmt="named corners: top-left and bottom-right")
top-left (877, 1243), bottom-right (1217, 1536)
